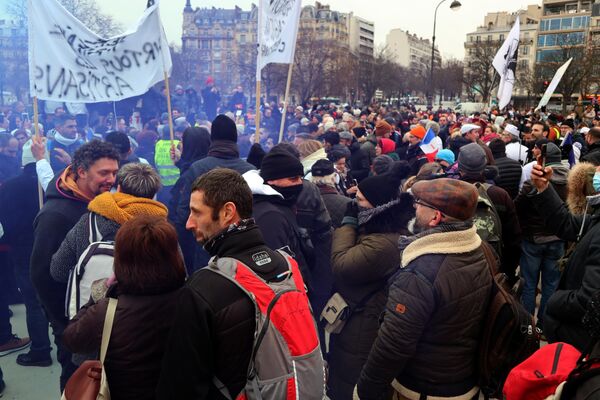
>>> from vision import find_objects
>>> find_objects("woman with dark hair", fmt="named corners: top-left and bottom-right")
top-left (63, 215), bottom-right (185, 400)
top-left (174, 126), bottom-right (211, 175)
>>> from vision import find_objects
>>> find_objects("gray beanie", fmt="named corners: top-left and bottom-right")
top-left (458, 143), bottom-right (487, 174)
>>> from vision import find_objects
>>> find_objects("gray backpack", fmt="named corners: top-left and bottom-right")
top-left (208, 251), bottom-right (325, 400)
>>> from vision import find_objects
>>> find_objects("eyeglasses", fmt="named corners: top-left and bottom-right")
top-left (414, 199), bottom-right (446, 217)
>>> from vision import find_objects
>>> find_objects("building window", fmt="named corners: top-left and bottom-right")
top-left (499, 34), bottom-right (504, 41)
top-left (240, 34), bottom-right (246, 44)
top-left (487, 35), bottom-right (492, 41)
top-left (214, 61), bottom-right (221, 72)
top-left (562, 18), bottom-right (573, 29)
top-left (522, 46), bottom-right (529, 55)
top-left (538, 35), bottom-right (545, 47)
top-left (476, 35), bottom-right (480, 42)
top-left (550, 18), bottom-right (561, 30)
top-left (469, 36), bottom-right (474, 42)
top-left (201, 40), bottom-right (209, 49)
top-left (566, 3), bottom-right (578, 13)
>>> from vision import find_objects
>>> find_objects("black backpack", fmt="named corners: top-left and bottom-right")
top-left (473, 182), bottom-right (503, 260)
top-left (478, 242), bottom-right (540, 398)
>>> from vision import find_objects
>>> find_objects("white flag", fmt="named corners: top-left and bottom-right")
top-left (535, 58), bottom-right (573, 112)
top-left (28, 0), bottom-right (172, 103)
top-left (493, 16), bottom-right (520, 110)
top-left (256, 0), bottom-right (302, 80)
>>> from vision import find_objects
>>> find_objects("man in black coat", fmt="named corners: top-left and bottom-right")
top-left (0, 154), bottom-right (52, 367)
top-left (530, 163), bottom-right (600, 351)
top-left (157, 168), bottom-right (307, 399)
top-left (30, 140), bottom-right (119, 391)
top-left (581, 127), bottom-right (600, 166)
top-left (489, 138), bottom-right (523, 199)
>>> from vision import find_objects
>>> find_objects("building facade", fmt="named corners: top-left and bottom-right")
top-left (0, 19), bottom-right (28, 103)
top-left (385, 29), bottom-right (441, 76)
top-left (181, 1), bottom-right (370, 100)
top-left (464, 5), bottom-right (542, 100)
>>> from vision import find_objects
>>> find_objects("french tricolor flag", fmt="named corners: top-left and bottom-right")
top-left (420, 128), bottom-right (439, 162)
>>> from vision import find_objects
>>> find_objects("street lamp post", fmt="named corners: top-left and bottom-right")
top-left (430, 0), bottom-right (462, 106)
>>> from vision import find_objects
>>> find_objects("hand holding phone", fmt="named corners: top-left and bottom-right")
top-left (537, 144), bottom-right (547, 167)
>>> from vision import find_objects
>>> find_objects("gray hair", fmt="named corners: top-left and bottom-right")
top-left (117, 163), bottom-right (162, 199)
top-left (311, 173), bottom-right (337, 188)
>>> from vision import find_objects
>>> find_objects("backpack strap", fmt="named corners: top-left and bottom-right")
top-left (99, 298), bottom-right (117, 364)
top-left (88, 213), bottom-right (103, 243)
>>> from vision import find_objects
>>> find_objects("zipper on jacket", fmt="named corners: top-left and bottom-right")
top-left (551, 343), bottom-right (564, 375)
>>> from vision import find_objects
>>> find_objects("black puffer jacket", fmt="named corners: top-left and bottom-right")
top-left (357, 224), bottom-right (493, 399)
top-left (531, 186), bottom-right (600, 351)
top-left (156, 223), bottom-right (290, 399)
top-left (493, 154), bottom-right (522, 199)
top-left (328, 194), bottom-right (414, 400)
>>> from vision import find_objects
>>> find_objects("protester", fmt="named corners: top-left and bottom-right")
top-left (458, 143), bottom-right (522, 284)
top-left (356, 178), bottom-right (493, 399)
top-left (530, 162), bottom-right (600, 351)
top-left (0, 145), bottom-right (51, 366)
top-left (64, 216), bottom-right (185, 400)
top-left (489, 138), bottom-right (522, 199)
top-left (0, 134), bottom-right (20, 184)
top-left (311, 159), bottom-right (351, 228)
top-left (46, 114), bottom-right (83, 172)
top-left (581, 127), bottom-right (600, 165)
top-left (157, 168), bottom-right (323, 399)
top-left (515, 142), bottom-right (568, 336)
top-left (328, 162), bottom-right (413, 399)
top-left (50, 163), bottom-right (166, 283)
top-left (29, 140), bottom-right (120, 391)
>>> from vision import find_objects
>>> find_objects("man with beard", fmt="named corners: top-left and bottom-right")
top-left (356, 179), bottom-right (493, 400)
top-left (157, 168), bottom-right (324, 399)
top-left (30, 140), bottom-right (120, 391)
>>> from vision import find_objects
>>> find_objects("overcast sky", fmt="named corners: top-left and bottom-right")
top-left (10, 0), bottom-right (541, 60)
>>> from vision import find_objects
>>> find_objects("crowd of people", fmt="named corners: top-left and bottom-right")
top-left (0, 86), bottom-right (600, 399)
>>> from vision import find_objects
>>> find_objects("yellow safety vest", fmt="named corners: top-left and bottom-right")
top-left (154, 140), bottom-right (180, 187)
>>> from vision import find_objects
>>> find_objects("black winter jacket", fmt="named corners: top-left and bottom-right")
top-left (349, 141), bottom-right (371, 182)
top-left (531, 186), bottom-right (600, 351)
top-left (581, 141), bottom-right (600, 166)
top-left (357, 224), bottom-right (493, 399)
top-left (30, 174), bottom-right (89, 329)
top-left (156, 224), bottom-right (290, 399)
top-left (493, 154), bottom-right (523, 199)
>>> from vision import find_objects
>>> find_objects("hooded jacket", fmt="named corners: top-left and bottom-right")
top-left (531, 185), bottom-right (600, 351)
top-left (50, 192), bottom-right (168, 283)
top-left (567, 162), bottom-right (597, 216)
top-left (30, 169), bottom-right (90, 329)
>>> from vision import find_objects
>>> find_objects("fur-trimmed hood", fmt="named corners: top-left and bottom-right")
top-left (567, 162), bottom-right (596, 215)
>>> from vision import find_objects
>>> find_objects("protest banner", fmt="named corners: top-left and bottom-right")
top-left (255, 0), bottom-right (302, 143)
top-left (535, 58), bottom-right (573, 112)
top-left (493, 16), bottom-right (520, 110)
top-left (28, 0), bottom-right (172, 104)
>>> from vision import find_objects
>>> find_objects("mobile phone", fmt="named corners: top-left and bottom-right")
top-left (21, 112), bottom-right (29, 121)
top-left (538, 144), bottom-right (547, 168)
top-left (352, 179), bottom-right (358, 187)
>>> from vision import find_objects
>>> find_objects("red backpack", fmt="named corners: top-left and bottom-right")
top-left (208, 251), bottom-right (326, 400)
top-left (503, 342), bottom-right (581, 400)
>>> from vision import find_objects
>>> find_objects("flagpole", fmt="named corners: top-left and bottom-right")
top-left (163, 71), bottom-right (175, 144)
top-left (32, 96), bottom-right (44, 209)
top-left (255, 80), bottom-right (262, 144)
top-left (278, 62), bottom-right (294, 144)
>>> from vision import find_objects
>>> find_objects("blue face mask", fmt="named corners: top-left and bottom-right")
top-left (594, 172), bottom-right (600, 192)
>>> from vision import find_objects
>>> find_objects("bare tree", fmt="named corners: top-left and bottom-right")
top-left (463, 39), bottom-right (500, 103)
top-left (536, 38), bottom-right (600, 113)
top-left (7, 0), bottom-right (122, 36)
top-left (436, 59), bottom-right (464, 101)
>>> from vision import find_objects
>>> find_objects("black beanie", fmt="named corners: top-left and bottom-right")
top-left (311, 159), bottom-right (334, 177)
top-left (260, 148), bottom-right (304, 182)
top-left (358, 161), bottom-right (410, 207)
top-left (488, 138), bottom-right (506, 158)
top-left (211, 114), bottom-right (238, 142)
